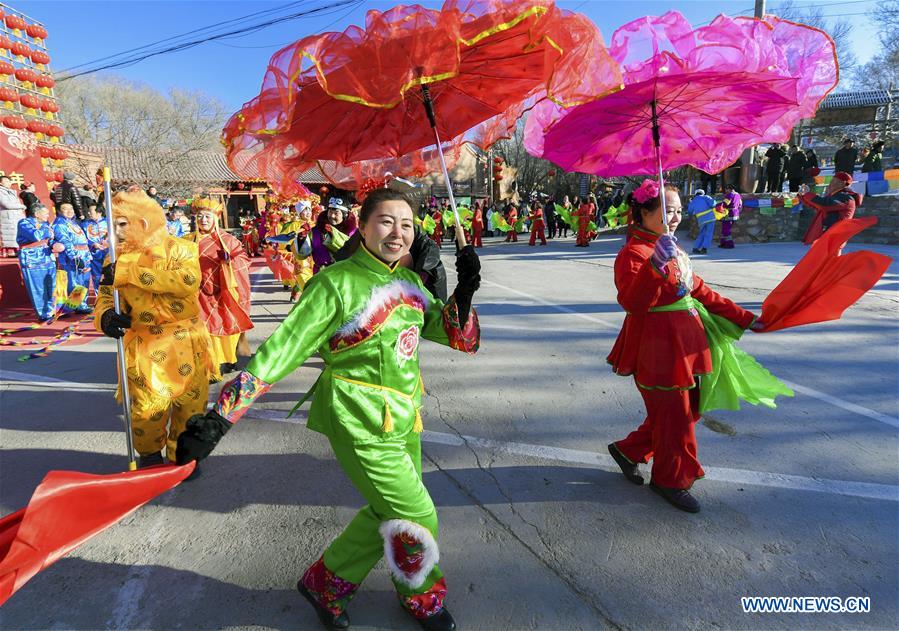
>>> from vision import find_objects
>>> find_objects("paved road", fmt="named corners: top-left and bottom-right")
top-left (1, 233), bottom-right (897, 630)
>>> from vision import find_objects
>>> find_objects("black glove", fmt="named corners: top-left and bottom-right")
top-left (100, 263), bottom-right (116, 286)
top-left (453, 245), bottom-right (481, 327)
top-left (176, 410), bottom-right (232, 465)
top-left (100, 309), bottom-right (131, 338)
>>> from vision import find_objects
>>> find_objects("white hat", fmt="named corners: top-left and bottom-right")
top-left (695, 189), bottom-right (705, 196)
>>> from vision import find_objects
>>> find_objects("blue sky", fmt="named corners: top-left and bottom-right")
top-left (15, 0), bottom-right (881, 113)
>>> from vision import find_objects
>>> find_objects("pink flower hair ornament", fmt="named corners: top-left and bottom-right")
top-left (633, 179), bottom-right (660, 203)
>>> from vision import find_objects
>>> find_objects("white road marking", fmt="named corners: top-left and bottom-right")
top-left (0, 370), bottom-right (116, 391)
top-left (482, 279), bottom-right (899, 429)
top-left (239, 411), bottom-right (898, 502)
top-left (482, 279), bottom-right (619, 329)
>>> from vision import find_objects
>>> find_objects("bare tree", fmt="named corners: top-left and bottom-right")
top-left (56, 74), bottom-right (229, 190)
top-left (852, 0), bottom-right (899, 90)
top-left (772, 1), bottom-right (857, 82)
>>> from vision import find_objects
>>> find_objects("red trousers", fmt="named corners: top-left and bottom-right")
top-left (576, 226), bottom-right (590, 246)
top-left (529, 225), bottom-right (546, 245)
top-left (472, 229), bottom-right (483, 247)
top-left (505, 230), bottom-right (518, 242)
top-left (615, 380), bottom-right (704, 489)
top-left (432, 233), bottom-right (442, 248)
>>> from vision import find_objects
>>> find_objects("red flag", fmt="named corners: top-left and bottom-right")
top-left (0, 463), bottom-right (194, 606)
top-left (760, 217), bottom-right (892, 333)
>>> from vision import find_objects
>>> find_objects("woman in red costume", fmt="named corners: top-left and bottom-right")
top-left (471, 201), bottom-right (484, 248)
top-left (800, 171), bottom-right (862, 247)
top-left (528, 200), bottom-right (546, 246)
top-left (504, 204), bottom-right (519, 243)
top-left (606, 180), bottom-right (765, 513)
top-left (574, 196), bottom-right (594, 247)
top-left (430, 206), bottom-right (443, 249)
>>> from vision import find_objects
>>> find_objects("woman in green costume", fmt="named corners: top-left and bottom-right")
top-left (177, 188), bottom-right (481, 631)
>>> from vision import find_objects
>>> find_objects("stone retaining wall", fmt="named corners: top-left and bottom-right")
top-left (685, 195), bottom-right (899, 245)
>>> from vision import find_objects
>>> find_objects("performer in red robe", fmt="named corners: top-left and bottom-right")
top-left (471, 202), bottom-right (484, 248)
top-left (575, 197), bottom-right (594, 247)
top-left (528, 201), bottom-right (546, 246)
top-left (800, 171), bottom-right (862, 247)
top-left (504, 205), bottom-right (519, 242)
top-left (431, 208), bottom-right (444, 249)
top-left (185, 198), bottom-right (253, 378)
top-left (606, 180), bottom-right (763, 513)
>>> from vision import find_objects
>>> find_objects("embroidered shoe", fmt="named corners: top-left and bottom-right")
top-left (649, 482), bottom-right (701, 513)
top-left (405, 604), bottom-right (455, 631)
top-left (607, 443), bottom-right (644, 485)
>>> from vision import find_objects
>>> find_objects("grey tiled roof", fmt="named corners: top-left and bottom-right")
top-left (69, 144), bottom-right (330, 185)
top-left (819, 90), bottom-right (893, 110)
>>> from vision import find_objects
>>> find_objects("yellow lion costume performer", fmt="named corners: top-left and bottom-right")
top-left (94, 189), bottom-right (214, 466)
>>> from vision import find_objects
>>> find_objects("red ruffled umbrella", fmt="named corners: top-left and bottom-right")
top-left (224, 0), bottom-right (620, 242)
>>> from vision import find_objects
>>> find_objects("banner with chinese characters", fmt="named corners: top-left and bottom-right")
top-left (0, 126), bottom-right (51, 207)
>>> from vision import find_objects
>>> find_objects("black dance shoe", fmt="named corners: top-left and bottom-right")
top-left (297, 581), bottom-right (350, 630)
top-left (138, 451), bottom-right (164, 468)
top-left (410, 607), bottom-right (455, 631)
top-left (607, 443), bottom-right (644, 485)
top-left (649, 482), bottom-right (701, 513)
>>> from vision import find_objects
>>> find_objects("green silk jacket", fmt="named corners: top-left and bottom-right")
top-left (231, 244), bottom-right (479, 444)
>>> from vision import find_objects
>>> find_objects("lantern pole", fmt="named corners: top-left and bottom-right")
top-left (420, 84), bottom-right (467, 248)
top-left (103, 168), bottom-right (138, 471)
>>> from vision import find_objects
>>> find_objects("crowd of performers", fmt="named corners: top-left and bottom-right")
top-left (9, 168), bottom-right (868, 630)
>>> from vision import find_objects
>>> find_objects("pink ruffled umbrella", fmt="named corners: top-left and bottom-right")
top-left (526, 12), bottom-right (838, 218)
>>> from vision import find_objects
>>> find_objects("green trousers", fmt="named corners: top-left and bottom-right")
top-left (322, 432), bottom-right (443, 596)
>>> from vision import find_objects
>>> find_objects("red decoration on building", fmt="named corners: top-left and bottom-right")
top-left (54, 171), bottom-right (64, 182)
top-left (493, 157), bottom-right (503, 164)
top-left (49, 147), bottom-right (67, 161)
top-left (4, 15), bottom-right (26, 31)
top-left (0, 61), bottom-right (13, 76)
top-left (26, 24), bottom-right (48, 40)
top-left (2, 115), bottom-right (26, 129)
top-left (40, 99), bottom-right (58, 113)
top-left (46, 123), bottom-right (63, 138)
top-left (26, 118), bottom-right (48, 134)
top-left (0, 36), bottom-right (11, 51)
top-left (547, 169), bottom-right (556, 177)
top-left (35, 74), bottom-right (54, 89)
top-left (14, 68), bottom-right (37, 83)
top-left (30, 50), bottom-right (49, 65)
top-left (19, 93), bottom-right (41, 109)
top-left (10, 41), bottom-right (29, 58)
top-left (0, 87), bottom-right (17, 103)
top-left (319, 186), bottom-right (328, 194)
top-left (39, 145), bottom-right (53, 158)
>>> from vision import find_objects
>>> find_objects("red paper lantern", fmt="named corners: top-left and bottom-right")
top-left (547, 169), bottom-right (556, 177)
top-left (0, 87), bottom-right (17, 102)
top-left (10, 41), bottom-right (30, 58)
top-left (46, 123), bottom-right (64, 137)
top-left (40, 99), bottom-right (58, 113)
top-left (26, 24), bottom-right (48, 40)
top-left (3, 115), bottom-right (26, 129)
top-left (54, 171), bottom-right (64, 183)
top-left (19, 93), bottom-right (41, 109)
top-left (49, 147), bottom-right (67, 161)
top-left (30, 50), bottom-right (50, 65)
top-left (0, 36), bottom-right (11, 51)
top-left (319, 186), bottom-right (329, 194)
top-left (0, 61), bottom-right (13, 76)
top-left (39, 145), bottom-right (53, 158)
top-left (14, 68), bottom-right (37, 83)
top-left (493, 174), bottom-right (503, 181)
top-left (26, 118), bottom-right (48, 134)
top-left (5, 15), bottom-right (26, 31)
top-left (493, 157), bottom-right (503, 164)
top-left (35, 74), bottom-right (55, 89)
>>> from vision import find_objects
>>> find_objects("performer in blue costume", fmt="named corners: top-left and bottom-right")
top-left (81, 200), bottom-right (109, 295)
top-left (687, 189), bottom-right (717, 254)
top-left (16, 203), bottom-right (63, 321)
top-left (52, 202), bottom-right (93, 313)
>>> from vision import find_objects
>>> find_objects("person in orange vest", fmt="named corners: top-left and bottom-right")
top-left (471, 201), bottom-right (484, 248)
top-left (575, 196), bottom-right (595, 247)
top-left (504, 203), bottom-right (519, 242)
top-left (528, 200), bottom-right (547, 246)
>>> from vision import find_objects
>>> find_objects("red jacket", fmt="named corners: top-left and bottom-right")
top-left (529, 207), bottom-right (544, 228)
top-left (607, 226), bottom-right (754, 388)
top-left (800, 188), bottom-right (861, 245)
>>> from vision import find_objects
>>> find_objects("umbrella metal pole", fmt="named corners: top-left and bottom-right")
top-left (651, 100), bottom-right (669, 236)
top-left (421, 84), bottom-right (467, 247)
top-left (103, 168), bottom-right (138, 471)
